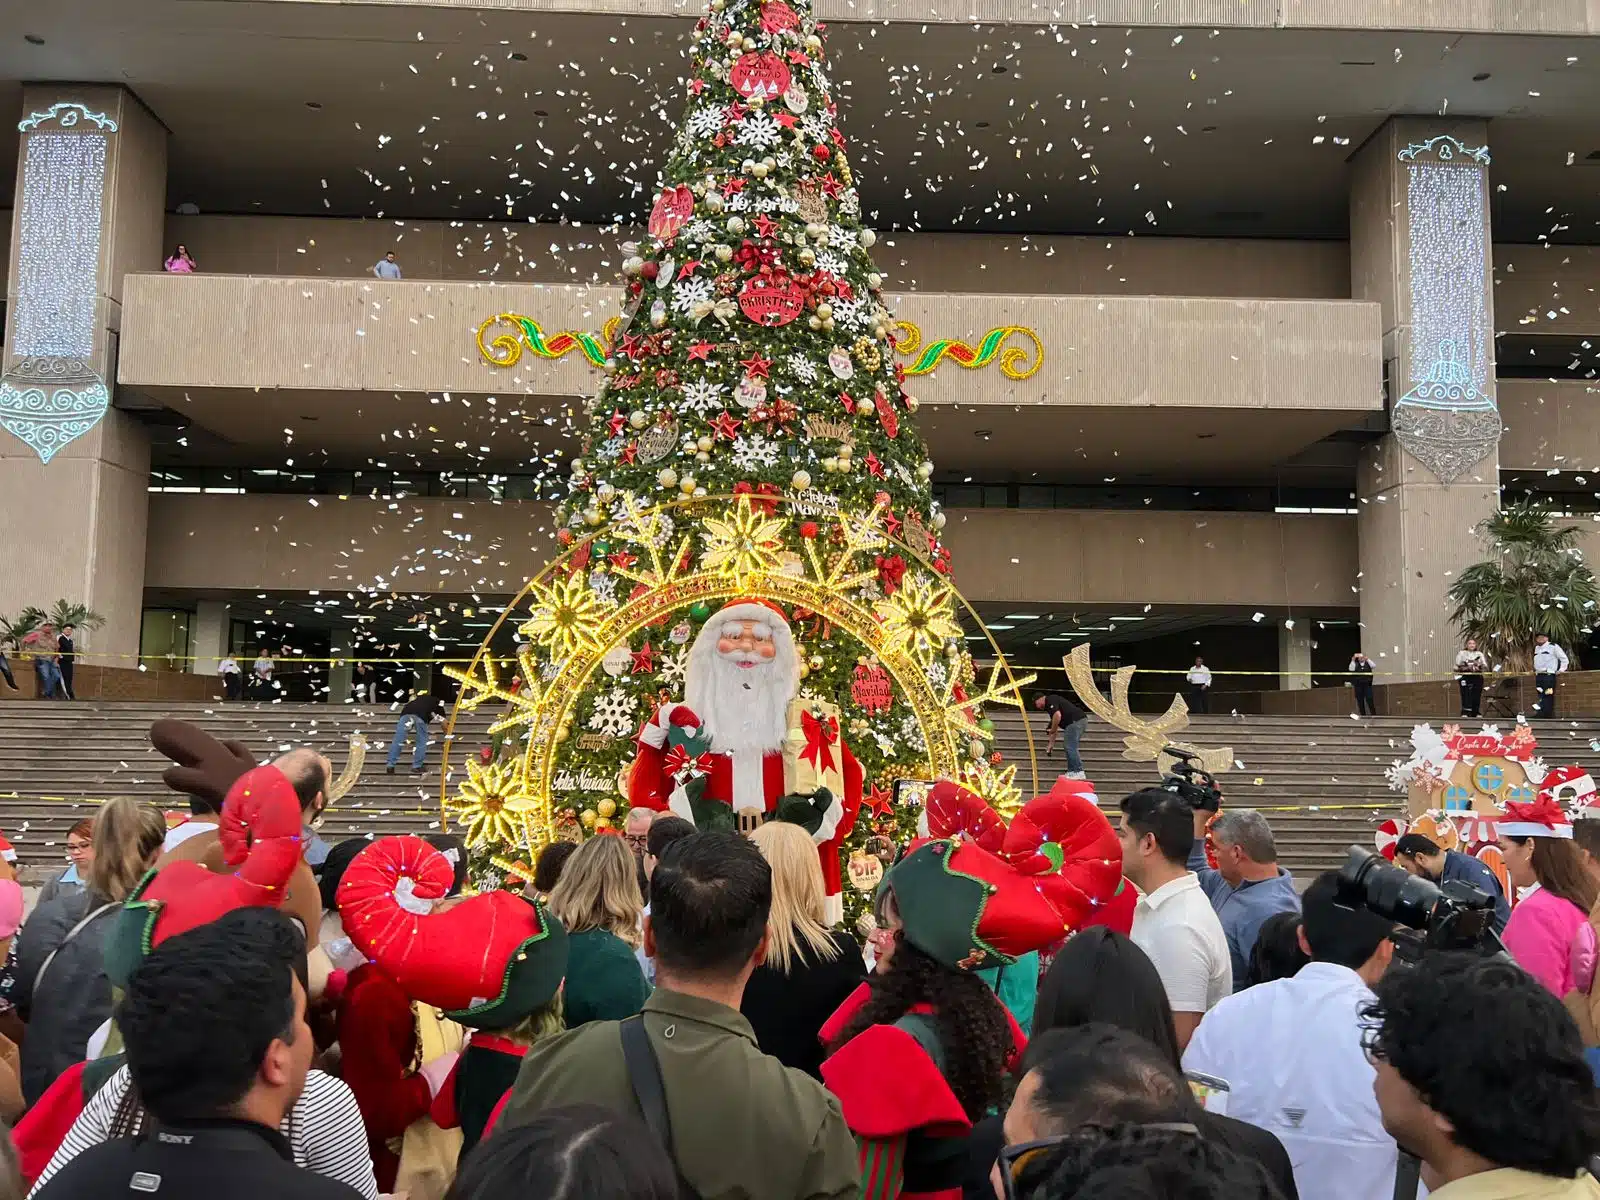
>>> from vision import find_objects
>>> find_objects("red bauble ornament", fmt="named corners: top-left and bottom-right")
top-left (730, 51), bottom-right (792, 101)
top-left (641, 261), bottom-right (659, 280)
top-left (760, 0), bottom-right (800, 33)
top-left (557, 528), bottom-right (575, 546)
top-left (812, 144), bottom-right (831, 161)
top-left (738, 275), bottom-right (805, 326)
top-left (800, 521), bottom-right (819, 539)
top-left (648, 184), bottom-right (694, 240)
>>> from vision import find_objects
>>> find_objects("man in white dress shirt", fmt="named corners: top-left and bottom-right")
top-left (1183, 872), bottom-right (1400, 1200)
top-left (1119, 788), bottom-right (1232, 1049)
top-left (1533, 633), bottom-right (1570, 719)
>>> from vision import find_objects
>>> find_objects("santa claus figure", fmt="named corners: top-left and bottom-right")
top-left (629, 598), bottom-right (863, 919)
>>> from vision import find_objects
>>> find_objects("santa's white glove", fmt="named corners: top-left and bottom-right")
top-left (639, 703), bottom-right (700, 750)
top-left (418, 1051), bottom-right (459, 1099)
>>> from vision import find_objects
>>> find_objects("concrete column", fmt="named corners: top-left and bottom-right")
top-left (1279, 624), bottom-right (1312, 691)
top-left (1351, 118), bottom-right (1499, 682)
top-left (0, 87), bottom-right (167, 662)
top-left (189, 600), bottom-right (230, 676)
top-left (329, 632), bottom-right (352, 704)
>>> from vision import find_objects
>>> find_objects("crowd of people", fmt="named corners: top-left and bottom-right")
top-left (0, 716), bottom-right (1594, 1200)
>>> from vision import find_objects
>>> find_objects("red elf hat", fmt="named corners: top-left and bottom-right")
top-left (338, 835), bottom-right (567, 1029)
top-left (106, 764), bottom-right (304, 989)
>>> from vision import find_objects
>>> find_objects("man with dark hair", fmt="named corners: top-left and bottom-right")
top-left (33, 908), bottom-right (362, 1198)
top-left (1002, 1123), bottom-right (1281, 1200)
top-left (1120, 789), bottom-right (1231, 1046)
top-left (1008, 1025), bottom-right (1198, 1138)
top-left (1183, 871), bottom-right (1398, 1200)
top-left (530, 839), bottom-right (577, 899)
top-left (1534, 633), bottom-right (1570, 719)
top-left (501, 831), bottom-right (858, 1199)
top-left (635, 814), bottom-right (695, 986)
top-left (1392, 833), bottom-right (1510, 934)
top-left (1033, 692), bottom-right (1089, 778)
top-left (1363, 954), bottom-right (1600, 1198)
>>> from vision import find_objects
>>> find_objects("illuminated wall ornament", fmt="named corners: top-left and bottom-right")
top-left (0, 108), bottom-right (113, 464)
top-left (1391, 134), bottom-right (1499, 483)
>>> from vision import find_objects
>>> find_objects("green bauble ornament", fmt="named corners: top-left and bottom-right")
top-left (593, 540), bottom-right (610, 556)
top-left (689, 601), bottom-right (712, 621)
top-left (978, 718), bottom-right (995, 734)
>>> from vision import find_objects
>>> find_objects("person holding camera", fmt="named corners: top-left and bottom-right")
top-left (1361, 953), bottom-right (1600, 1199)
top-left (1182, 872), bottom-right (1399, 1200)
top-left (1391, 833), bottom-right (1510, 935)
top-left (1118, 790), bottom-right (1231, 1049)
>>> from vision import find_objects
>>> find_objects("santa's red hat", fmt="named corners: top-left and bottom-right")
top-left (1541, 764), bottom-right (1599, 816)
top-left (1499, 795), bottom-right (1574, 839)
top-left (338, 835), bottom-right (567, 1029)
top-left (707, 598), bottom-right (789, 629)
top-left (105, 765), bottom-right (304, 988)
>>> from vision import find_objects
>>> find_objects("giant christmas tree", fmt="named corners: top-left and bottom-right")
top-left (448, 0), bottom-right (1029, 924)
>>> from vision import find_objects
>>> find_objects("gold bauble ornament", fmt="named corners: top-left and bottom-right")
top-left (595, 816), bottom-right (612, 831)
top-left (581, 809), bottom-right (598, 828)
top-left (598, 798), bottom-right (618, 818)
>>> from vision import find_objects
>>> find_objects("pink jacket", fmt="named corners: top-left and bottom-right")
top-left (1503, 885), bottom-right (1589, 996)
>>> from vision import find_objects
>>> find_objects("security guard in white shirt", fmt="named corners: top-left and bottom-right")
top-left (1183, 872), bottom-right (1400, 1200)
top-left (1533, 634), bottom-right (1570, 719)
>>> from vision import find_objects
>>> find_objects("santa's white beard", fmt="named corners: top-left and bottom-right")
top-left (686, 650), bottom-right (795, 758)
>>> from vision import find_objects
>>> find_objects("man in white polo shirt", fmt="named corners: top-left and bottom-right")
top-left (1118, 788), bottom-right (1231, 1049)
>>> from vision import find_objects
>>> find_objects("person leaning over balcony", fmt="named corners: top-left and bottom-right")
top-left (1348, 651), bottom-right (1377, 717)
top-left (373, 251), bottom-right (403, 280)
top-left (1455, 638), bottom-right (1489, 718)
top-left (163, 244), bottom-right (197, 273)
top-left (1533, 633), bottom-right (1570, 719)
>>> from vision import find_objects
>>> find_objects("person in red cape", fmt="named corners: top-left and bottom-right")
top-left (627, 597), bottom-right (862, 919)
top-left (821, 837), bottom-right (1078, 1200)
top-left (16, 763), bottom-right (309, 1187)
top-left (337, 836), bottom-right (568, 1162)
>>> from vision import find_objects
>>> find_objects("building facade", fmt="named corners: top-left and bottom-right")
top-left (1, 1), bottom-right (1597, 701)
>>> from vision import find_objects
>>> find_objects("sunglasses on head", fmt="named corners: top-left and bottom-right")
top-left (998, 1123), bottom-right (1200, 1199)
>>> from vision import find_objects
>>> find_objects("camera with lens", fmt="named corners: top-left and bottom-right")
top-left (1334, 845), bottom-right (1502, 960)
top-left (1160, 747), bottom-right (1223, 813)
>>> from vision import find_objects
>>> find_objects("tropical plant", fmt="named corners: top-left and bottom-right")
top-left (0, 607), bottom-right (47, 650)
top-left (47, 601), bottom-right (104, 635)
top-left (1448, 499), bottom-right (1600, 671)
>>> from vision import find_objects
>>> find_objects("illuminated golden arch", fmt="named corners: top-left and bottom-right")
top-left (438, 495), bottom-right (1038, 863)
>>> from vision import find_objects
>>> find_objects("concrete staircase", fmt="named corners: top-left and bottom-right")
top-left (3, 700), bottom-right (1598, 884)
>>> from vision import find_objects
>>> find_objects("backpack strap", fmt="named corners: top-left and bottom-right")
top-left (33, 903), bottom-right (117, 997)
top-left (619, 1016), bottom-right (702, 1200)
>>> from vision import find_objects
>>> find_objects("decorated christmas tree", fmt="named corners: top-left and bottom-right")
top-left (447, 0), bottom-right (1030, 929)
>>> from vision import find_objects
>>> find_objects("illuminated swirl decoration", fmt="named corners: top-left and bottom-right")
top-left (474, 314), bottom-right (1043, 381)
top-left (891, 321), bottom-right (1043, 381)
top-left (476, 314), bottom-right (623, 369)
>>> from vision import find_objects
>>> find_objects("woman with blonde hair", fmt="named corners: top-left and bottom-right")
top-left (548, 832), bottom-right (648, 1026)
top-left (741, 820), bottom-right (865, 1077)
top-left (14, 797), bottom-right (167, 1104)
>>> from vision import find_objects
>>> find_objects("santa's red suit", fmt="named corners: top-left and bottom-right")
top-left (629, 701), bottom-right (863, 912)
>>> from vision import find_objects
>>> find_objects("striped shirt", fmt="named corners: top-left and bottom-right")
top-left (28, 1067), bottom-right (378, 1198)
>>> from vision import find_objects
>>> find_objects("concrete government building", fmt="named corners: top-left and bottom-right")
top-left (1, 0), bottom-right (1597, 708)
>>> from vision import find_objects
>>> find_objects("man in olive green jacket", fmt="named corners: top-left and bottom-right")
top-left (500, 832), bottom-right (859, 1200)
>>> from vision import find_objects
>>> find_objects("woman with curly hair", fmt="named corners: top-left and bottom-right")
top-left (547, 833), bottom-right (648, 1026)
top-left (820, 837), bottom-right (1075, 1200)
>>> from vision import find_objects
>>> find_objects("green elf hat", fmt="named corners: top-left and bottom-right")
top-left (880, 838), bottom-right (1071, 973)
top-left (338, 835), bottom-right (568, 1030)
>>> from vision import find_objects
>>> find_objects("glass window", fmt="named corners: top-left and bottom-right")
top-left (139, 609), bottom-right (192, 671)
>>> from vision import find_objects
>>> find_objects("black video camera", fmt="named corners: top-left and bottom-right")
top-left (1160, 747), bottom-right (1223, 813)
top-left (1334, 845), bottom-right (1503, 961)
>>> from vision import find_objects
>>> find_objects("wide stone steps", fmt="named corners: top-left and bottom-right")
top-left (5, 701), bottom-right (1598, 882)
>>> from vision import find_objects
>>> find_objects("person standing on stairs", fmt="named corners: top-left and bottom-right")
top-left (56, 625), bottom-right (75, 701)
top-left (386, 692), bottom-right (444, 775)
top-left (1349, 652), bottom-right (1377, 717)
top-left (1035, 691), bottom-right (1089, 779)
top-left (1186, 656), bottom-right (1213, 714)
top-left (1533, 632), bottom-right (1570, 719)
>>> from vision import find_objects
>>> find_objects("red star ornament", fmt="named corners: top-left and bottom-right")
top-left (620, 442), bottom-right (639, 465)
top-left (786, 49), bottom-right (810, 65)
top-left (632, 641), bottom-right (656, 674)
top-left (865, 452), bottom-right (884, 477)
top-left (608, 550), bottom-right (639, 570)
top-left (607, 409), bottom-right (628, 437)
top-left (819, 172), bottom-right (844, 199)
top-left (709, 411), bottom-right (743, 441)
top-left (740, 352), bottom-right (773, 379)
top-left (753, 213), bottom-right (779, 239)
top-left (775, 111), bottom-right (798, 129)
top-left (864, 783), bottom-right (893, 815)
top-left (688, 341), bottom-right (716, 361)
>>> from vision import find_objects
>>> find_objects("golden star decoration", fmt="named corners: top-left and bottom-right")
top-left (875, 574), bottom-right (962, 667)
top-left (519, 573), bottom-right (611, 658)
top-left (448, 759), bottom-right (540, 849)
top-left (961, 761), bottom-right (1023, 820)
top-left (699, 496), bottom-right (789, 581)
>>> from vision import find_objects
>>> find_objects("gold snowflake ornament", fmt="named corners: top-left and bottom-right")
top-left (519, 573), bottom-right (611, 658)
top-left (875, 574), bottom-right (962, 667)
top-left (448, 759), bottom-right (540, 849)
top-left (699, 496), bottom-right (789, 581)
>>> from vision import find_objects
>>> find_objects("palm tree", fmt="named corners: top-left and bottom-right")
top-left (0, 607), bottom-right (47, 651)
top-left (47, 601), bottom-right (104, 640)
top-left (1448, 499), bottom-right (1600, 671)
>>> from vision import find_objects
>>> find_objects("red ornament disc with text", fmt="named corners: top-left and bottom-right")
top-left (648, 185), bottom-right (695, 240)
top-left (730, 52), bottom-right (792, 101)
top-left (738, 276), bottom-right (805, 326)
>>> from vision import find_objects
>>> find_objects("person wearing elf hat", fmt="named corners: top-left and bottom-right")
top-left (820, 837), bottom-right (1075, 1200)
top-left (1499, 796), bottom-right (1600, 996)
top-left (336, 835), bottom-right (568, 1161)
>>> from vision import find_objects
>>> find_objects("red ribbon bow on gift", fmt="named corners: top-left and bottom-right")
top-left (1503, 795), bottom-right (1568, 830)
top-left (664, 744), bottom-right (714, 781)
top-left (799, 710), bottom-right (840, 776)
